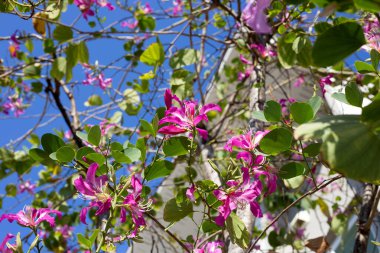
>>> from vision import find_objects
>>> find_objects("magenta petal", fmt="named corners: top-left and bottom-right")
top-left (158, 125), bottom-right (187, 135)
top-left (80, 207), bottom-right (90, 225)
top-left (186, 184), bottom-right (196, 202)
top-left (200, 103), bottom-right (222, 115)
top-left (86, 163), bottom-right (99, 185)
top-left (196, 128), bottom-right (208, 140)
top-left (74, 177), bottom-right (95, 196)
top-left (250, 201), bottom-right (263, 217)
top-left (159, 116), bottom-right (185, 126)
top-left (120, 207), bottom-right (126, 223)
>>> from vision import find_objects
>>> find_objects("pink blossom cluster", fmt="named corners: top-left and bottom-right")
top-left (74, 0), bottom-right (114, 20)
top-left (121, 3), bottom-right (152, 29)
top-left (194, 241), bottom-right (224, 253)
top-left (158, 89), bottom-right (221, 140)
top-left (18, 180), bottom-right (36, 195)
top-left (212, 129), bottom-right (278, 226)
top-left (363, 17), bottom-right (380, 52)
top-left (1, 96), bottom-right (25, 117)
top-left (74, 163), bottom-right (146, 238)
top-left (82, 63), bottom-right (112, 90)
top-left (319, 74), bottom-right (334, 96)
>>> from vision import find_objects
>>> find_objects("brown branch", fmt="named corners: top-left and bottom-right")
top-left (45, 78), bottom-right (83, 148)
top-left (245, 174), bottom-right (344, 253)
top-left (145, 212), bottom-right (190, 253)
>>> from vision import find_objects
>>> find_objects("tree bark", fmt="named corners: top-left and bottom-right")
top-left (353, 183), bottom-right (378, 253)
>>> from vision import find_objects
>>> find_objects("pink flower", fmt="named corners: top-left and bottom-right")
top-left (242, 0), bottom-right (272, 34)
top-left (74, 163), bottom-right (111, 224)
top-left (96, 0), bottom-right (114, 10)
top-left (120, 175), bottom-right (146, 238)
top-left (279, 97), bottom-right (296, 115)
top-left (64, 130), bottom-right (73, 140)
top-left (142, 3), bottom-right (152, 14)
top-left (173, 0), bottom-right (184, 16)
top-left (293, 75), bottom-right (305, 88)
top-left (186, 184), bottom-right (196, 202)
top-left (9, 32), bottom-right (20, 58)
top-left (250, 43), bottom-right (276, 58)
top-left (319, 74), bottom-right (334, 96)
top-left (56, 225), bottom-right (73, 239)
top-left (213, 167), bottom-right (262, 226)
top-left (18, 180), bottom-right (36, 195)
top-left (2, 97), bottom-right (25, 117)
top-left (224, 130), bottom-right (269, 153)
top-left (194, 240), bottom-right (224, 253)
top-left (82, 64), bottom-right (112, 90)
top-left (364, 17), bottom-right (380, 52)
top-left (0, 234), bottom-right (14, 253)
top-left (0, 206), bottom-right (61, 228)
top-left (100, 120), bottom-right (117, 136)
top-left (121, 20), bottom-right (138, 29)
top-left (74, 0), bottom-right (95, 20)
top-left (158, 89), bottom-right (221, 140)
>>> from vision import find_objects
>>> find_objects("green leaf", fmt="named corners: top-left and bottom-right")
top-left (163, 136), bottom-right (191, 156)
top-left (51, 57), bottom-right (67, 80)
top-left (312, 22), bottom-right (366, 67)
top-left (371, 49), bottom-right (380, 70)
top-left (41, 133), bottom-right (65, 153)
top-left (163, 198), bottom-right (193, 222)
top-left (124, 148), bottom-right (141, 162)
top-left (140, 119), bottom-right (155, 136)
top-left (354, 0), bottom-right (380, 12)
top-left (345, 82), bottom-right (363, 107)
top-left (279, 162), bottom-right (306, 179)
top-left (86, 153), bottom-right (106, 165)
top-left (140, 42), bottom-right (165, 66)
top-left (362, 99), bottom-right (380, 126)
top-left (78, 41), bottom-right (89, 64)
top-left (295, 115), bottom-right (380, 184)
top-left (136, 138), bottom-right (147, 162)
top-left (89, 229), bottom-right (99, 244)
top-left (27, 235), bottom-right (39, 253)
top-left (29, 148), bottom-right (50, 162)
top-left (303, 143), bottom-right (322, 157)
top-left (263, 100), bottom-right (282, 122)
top-left (88, 125), bottom-right (101, 146)
top-left (226, 212), bottom-right (250, 249)
top-left (251, 111), bottom-right (268, 122)
top-left (331, 92), bottom-right (350, 105)
top-left (355, 61), bottom-right (376, 74)
top-left (77, 234), bottom-right (91, 249)
top-left (308, 96), bottom-right (323, 116)
top-left (259, 128), bottom-right (293, 155)
top-left (290, 102), bottom-right (314, 124)
top-left (56, 146), bottom-right (75, 163)
top-left (144, 159), bottom-right (174, 181)
top-left (169, 49), bottom-right (201, 69)
top-left (23, 65), bottom-right (41, 79)
top-left (85, 95), bottom-right (103, 106)
top-left (65, 43), bottom-right (78, 82)
top-left (53, 25), bottom-right (73, 43)
top-left (6, 184), bottom-right (17, 197)
top-left (278, 35), bottom-right (297, 69)
top-left (31, 81), bottom-right (43, 93)
top-left (76, 147), bottom-right (95, 160)
top-left (25, 38), bottom-right (34, 53)
top-left (112, 150), bottom-right (130, 163)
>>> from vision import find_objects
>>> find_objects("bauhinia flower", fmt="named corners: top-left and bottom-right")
top-left (363, 17), bottom-right (380, 52)
top-left (121, 20), bottom-right (139, 29)
top-left (18, 180), bottom-right (36, 195)
top-left (214, 167), bottom-right (262, 226)
top-left (293, 74), bottom-right (305, 88)
top-left (224, 130), bottom-right (269, 166)
top-left (82, 63), bottom-right (112, 90)
top-left (242, 0), bottom-right (272, 34)
top-left (194, 241), bottom-right (224, 253)
top-left (319, 74), bottom-right (334, 96)
top-left (142, 3), bottom-right (152, 14)
top-left (120, 175), bottom-right (146, 238)
top-left (172, 0), bottom-right (184, 16)
top-left (74, 0), bottom-right (114, 19)
top-left (74, 163), bottom-right (111, 224)
top-left (186, 184), bottom-right (196, 202)
top-left (250, 43), bottom-right (277, 58)
top-left (0, 234), bottom-right (14, 253)
top-left (0, 206), bottom-right (61, 228)
top-left (2, 96), bottom-right (25, 117)
top-left (158, 89), bottom-right (221, 140)
top-left (9, 32), bottom-right (20, 58)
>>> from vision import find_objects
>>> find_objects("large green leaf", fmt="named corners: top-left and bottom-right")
top-left (41, 134), bottom-right (65, 153)
top-left (259, 128), bottom-right (293, 155)
top-left (163, 136), bottom-right (191, 156)
top-left (279, 162), bottom-right (306, 179)
top-left (56, 146), bottom-right (75, 163)
top-left (295, 115), bottom-right (380, 184)
top-left (290, 102), bottom-right (314, 124)
top-left (354, 0), bottom-right (380, 12)
top-left (312, 22), bottom-right (366, 67)
top-left (264, 100), bottom-right (282, 122)
top-left (53, 25), bottom-right (73, 43)
top-left (226, 212), bottom-right (250, 249)
top-left (163, 198), bottom-right (193, 222)
top-left (169, 49), bottom-right (201, 69)
top-left (278, 35), bottom-right (297, 69)
top-left (345, 82), bottom-right (363, 107)
top-left (140, 42), bottom-right (165, 66)
top-left (88, 125), bottom-right (101, 146)
top-left (144, 159), bottom-right (174, 181)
